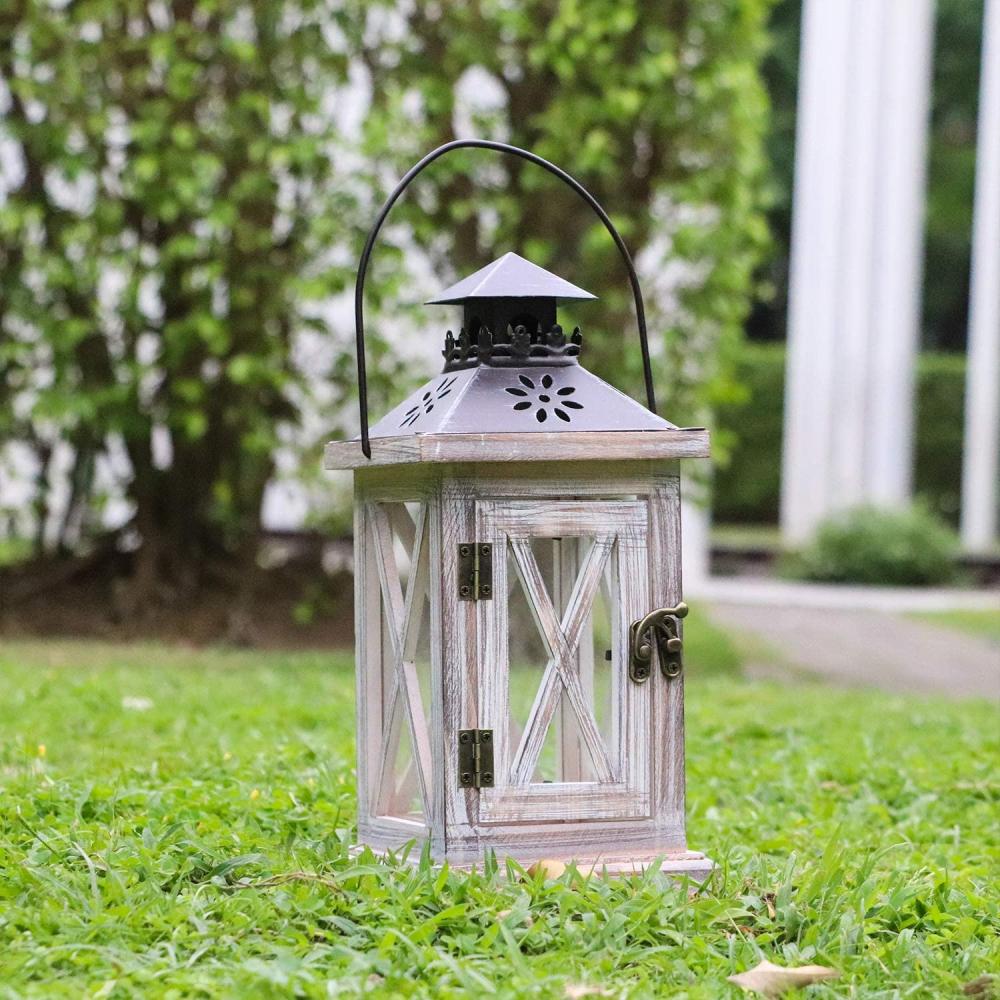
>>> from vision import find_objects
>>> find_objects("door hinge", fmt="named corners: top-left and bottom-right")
top-left (458, 729), bottom-right (494, 788)
top-left (458, 542), bottom-right (493, 601)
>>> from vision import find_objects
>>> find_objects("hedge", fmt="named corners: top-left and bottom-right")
top-left (713, 345), bottom-right (966, 526)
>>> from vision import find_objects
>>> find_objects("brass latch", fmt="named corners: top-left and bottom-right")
top-left (458, 543), bottom-right (493, 601)
top-left (628, 602), bottom-right (688, 682)
top-left (458, 729), bottom-right (494, 788)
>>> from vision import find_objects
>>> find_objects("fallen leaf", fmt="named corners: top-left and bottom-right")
top-left (564, 985), bottom-right (612, 998)
top-left (526, 859), bottom-right (566, 880)
top-left (728, 959), bottom-right (840, 997)
top-left (963, 975), bottom-right (997, 998)
top-left (763, 893), bottom-right (777, 920)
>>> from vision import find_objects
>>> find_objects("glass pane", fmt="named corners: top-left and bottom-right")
top-left (506, 551), bottom-right (553, 781)
top-left (373, 501), bottom-right (431, 823)
top-left (505, 535), bottom-right (618, 786)
top-left (377, 690), bottom-right (424, 821)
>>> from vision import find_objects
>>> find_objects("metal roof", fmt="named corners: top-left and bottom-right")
top-left (369, 364), bottom-right (674, 437)
top-left (426, 252), bottom-right (597, 304)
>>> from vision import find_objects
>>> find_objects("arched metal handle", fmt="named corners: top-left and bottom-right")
top-left (354, 139), bottom-right (658, 458)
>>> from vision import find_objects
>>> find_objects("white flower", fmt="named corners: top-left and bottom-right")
top-left (121, 696), bottom-right (154, 711)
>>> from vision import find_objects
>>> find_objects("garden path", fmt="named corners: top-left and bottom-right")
top-left (705, 599), bottom-right (1000, 700)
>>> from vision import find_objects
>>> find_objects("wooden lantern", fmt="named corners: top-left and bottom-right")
top-left (325, 141), bottom-right (712, 879)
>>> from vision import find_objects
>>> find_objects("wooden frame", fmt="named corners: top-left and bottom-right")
top-left (348, 457), bottom-right (711, 878)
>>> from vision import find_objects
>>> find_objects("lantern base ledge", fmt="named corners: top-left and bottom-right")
top-left (351, 844), bottom-right (715, 883)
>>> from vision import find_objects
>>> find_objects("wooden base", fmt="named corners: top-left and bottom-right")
top-left (351, 844), bottom-right (715, 883)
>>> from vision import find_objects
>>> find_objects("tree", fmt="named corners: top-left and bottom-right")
top-left (0, 0), bottom-right (350, 605)
top-left (334, 0), bottom-right (773, 426)
top-left (1, 0), bottom-right (775, 615)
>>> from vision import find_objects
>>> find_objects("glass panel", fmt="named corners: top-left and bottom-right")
top-left (506, 552), bottom-right (553, 781)
top-left (376, 690), bottom-right (424, 821)
top-left (505, 534), bottom-right (618, 786)
top-left (373, 501), bottom-right (431, 823)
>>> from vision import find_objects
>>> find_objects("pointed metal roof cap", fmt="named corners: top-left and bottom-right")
top-left (427, 252), bottom-right (597, 304)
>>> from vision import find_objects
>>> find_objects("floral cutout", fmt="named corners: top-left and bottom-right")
top-left (504, 373), bottom-right (584, 424)
top-left (400, 376), bottom-right (458, 428)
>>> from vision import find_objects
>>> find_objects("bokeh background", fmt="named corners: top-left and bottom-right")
top-left (1, 0), bottom-right (997, 652)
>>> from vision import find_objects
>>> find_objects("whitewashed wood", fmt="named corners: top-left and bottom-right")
top-left (475, 499), bottom-right (651, 825)
top-left (325, 429), bottom-right (709, 469)
top-left (353, 494), bottom-right (383, 832)
top-left (351, 462), bottom-right (706, 869)
top-left (649, 472), bottom-right (686, 845)
top-left (425, 488), bottom-right (446, 853)
top-left (439, 476), bottom-right (478, 848)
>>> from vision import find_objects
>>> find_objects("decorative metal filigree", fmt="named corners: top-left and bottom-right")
top-left (400, 375), bottom-right (458, 428)
top-left (504, 373), bottom-right (584, 424)
top-left (443, 324), bottom-right (583, 372)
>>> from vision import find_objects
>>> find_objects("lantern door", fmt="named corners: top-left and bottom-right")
top-left (475, 500), bottom-right (651, 824)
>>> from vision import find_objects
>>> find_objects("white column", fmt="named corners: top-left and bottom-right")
top-left (961, 0), bottom-right (1000, 553)
top-left (781, 0), bottom-right (935, 544)
top-left (681, 482), bottom-right (711, 595)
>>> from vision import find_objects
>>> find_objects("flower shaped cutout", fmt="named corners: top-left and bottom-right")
top-left (401, 376), bottom-right (458, 427)
top-left (504, 373), bottom-right (584, 423)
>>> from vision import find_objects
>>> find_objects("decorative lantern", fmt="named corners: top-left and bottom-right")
top-left (326, 141), bottom-right (711, 878)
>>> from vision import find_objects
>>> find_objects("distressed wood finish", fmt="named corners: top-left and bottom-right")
top-left (348, 457), bottom-right (710, 875)
top-left (325, 429), bottom-right (709, 469)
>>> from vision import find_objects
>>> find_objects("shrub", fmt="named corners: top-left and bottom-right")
top-left (785, 504), bottom-right (960, 586)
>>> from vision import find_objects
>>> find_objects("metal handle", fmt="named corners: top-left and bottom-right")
top-left (354, 139), bottom-right (658, 458)
top-left (629, 601), bottom-right (688, 682)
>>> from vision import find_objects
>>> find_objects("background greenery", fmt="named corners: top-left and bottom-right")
top-left (0, 0), bottom-right (774, 603)
top-left (1, 637), bottom-right (996, 997)
top-left (714, 346), bottom-right (968, 527)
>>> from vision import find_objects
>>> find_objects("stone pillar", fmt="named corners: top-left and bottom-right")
top-left (780, 0), bottom-right (936, 544)
top-left (961, 0), bottom-right (1000, 553)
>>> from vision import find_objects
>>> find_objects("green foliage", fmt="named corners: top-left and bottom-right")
top-left (712, 347), bottom-right (968, 526)
top-left (913, 352), bottom-right (967, 524)
top-left (922, 0), bottom-right (985, 352)
top-left (0, 0), bottom-right (352, 566)
top-left (786, 504), bottom-right (960, 586)
top-left (712, 342), bottom-right (785, 524)
top-left (335, 0), bottom-right (775, 428)
top-left (910, 610), bottom-right (1000, 644)
top-left (1, 0), bottom-right (780, 574)
top-left (0, 641), bottom-right (997, 996)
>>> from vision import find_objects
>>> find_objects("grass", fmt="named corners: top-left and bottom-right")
top-left (911, 609), bottom-right (1000, 644)
top-left (0, 633), bottom-right (997, 998)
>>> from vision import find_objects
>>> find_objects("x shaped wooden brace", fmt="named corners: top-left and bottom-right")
top-left (508, 536), bottom-right (617, 786)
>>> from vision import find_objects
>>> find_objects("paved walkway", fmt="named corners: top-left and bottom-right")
top-left (694, 577), bottom-right (1000, 613)
top-left (703, 584), bottom-right (1000, 700)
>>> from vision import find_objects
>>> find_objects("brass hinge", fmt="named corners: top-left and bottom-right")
top-left (458, 729), bottom-right (494, 788)
top-left (458, 542), bottom-right (493, 601)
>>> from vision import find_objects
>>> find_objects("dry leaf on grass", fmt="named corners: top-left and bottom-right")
top-left (526, 859), bottom-right (566, 880)
top-left (728, 959), bottom-right (840, 997)
top-left (963, 975), bottom-right (998, 998)
top-left (564, 985), bottom-right (612, 998)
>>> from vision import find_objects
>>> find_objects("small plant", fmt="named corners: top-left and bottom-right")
top-left (785, 504), bottom-right (960, 586)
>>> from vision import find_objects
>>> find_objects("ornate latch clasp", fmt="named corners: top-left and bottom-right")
top-left (628, 602), bottom-right (688, 682)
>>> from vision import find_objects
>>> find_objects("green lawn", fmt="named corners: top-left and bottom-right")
top-left (911, 609), bottom-right (1000, 644)
top-left (0, 635), bottom-right (997, 998)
